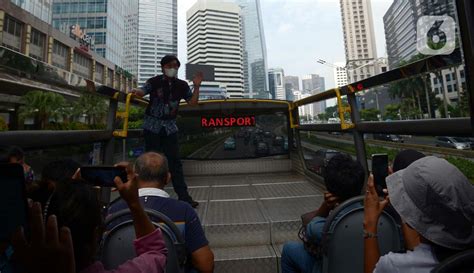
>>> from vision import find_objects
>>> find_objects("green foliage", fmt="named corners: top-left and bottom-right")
top-left (400, 98), bottom-right (422, 119)
top-left (73, 94), bottom-right (108, 125)
top-left (317, 113), bottom-right (328, 121)
top-left (384, 104), bottom-right (400, 120)
top-left (445, 157), bottom-right (474, 183)
top-left (360, 108), bottom-right (380, 121)
top-left (19, 91), bottom-right (68, 129)
top-left (0, 117), bottom-right (8, 131)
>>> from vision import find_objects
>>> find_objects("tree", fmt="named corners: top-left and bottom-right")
top-left (19, 91), bottom-right (68, 129)
top-left (317, 113), bottom-right (328, 121)
top-left (360, 108), bottom-right (380, 121)
top-left (400, 98), bottom-right (422, 120)
top-left (73, 94), bottom-right (108, 125)
top-left (384, 104), bottom-right (400, 120)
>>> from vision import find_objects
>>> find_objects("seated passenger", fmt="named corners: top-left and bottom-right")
top-left (364, 156), bottom-right (474, 273)
top-left (108, 152), bottom-right (214, 273)
top-left (29, 159), bottom-right (81, 205)
top-left (12, 173), bottom-right (168, 273)
top-left (7, 146), bottom-right (35, 184)
top-left (281, 153), bottom-right (365, 273)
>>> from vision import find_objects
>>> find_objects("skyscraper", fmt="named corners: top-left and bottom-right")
top-left (135, 0), bottom-right (177, 86)
top-left (187, 1), bottom-right (244, 98)
top-left (232, 0), bottom-right (269, 99)
top-left (302, 74), bottom-right (325, 94)
top-left (333, 62), bottom-right (348, 87)
top-left (123, 0), bottom-right (138, 78)
top-left (339, 0), bottom-right (378, 83)
top-left (284, 76), bottom-right (299, 91)
top-left (10, 0), bottom-right (53, 23)
top-left (52, 0), bottom-right (126, 66)
top-left (268, 68), bottom-right (285, 100)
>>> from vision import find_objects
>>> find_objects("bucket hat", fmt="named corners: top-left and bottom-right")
top-left (386, 156), bottom-right (474, 249)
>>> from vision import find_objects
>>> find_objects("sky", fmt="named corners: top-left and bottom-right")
top-left (177, 0), bottom-right (393, 91)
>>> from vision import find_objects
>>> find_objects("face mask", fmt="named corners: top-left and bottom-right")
top-left (164, 68), bottom-right (178, 78)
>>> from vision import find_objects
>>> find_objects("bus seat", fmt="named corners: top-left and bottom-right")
top-left (431, 249), bottom-right (474, 273)
top-left (101, 208), bottom-right (186, 273)
top-left (321, 196), bottom-right (403, 273)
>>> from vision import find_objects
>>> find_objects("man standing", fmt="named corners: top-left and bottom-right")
top-left (131, 55), bottom-right (202, 208)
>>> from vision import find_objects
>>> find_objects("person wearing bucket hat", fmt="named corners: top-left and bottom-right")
top-left (364, 156), bottom-right (474, 273)
top-left (130, 55), bottom-right (203, 208)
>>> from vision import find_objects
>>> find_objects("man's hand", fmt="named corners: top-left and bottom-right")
top-left (193, 71), bottom-right (204, 87)
top-left (363, 174), bottom-right (389, 231)
top-left (11, 203), bottom-right (76, 273)
top-left (114, 173), bottom-right (140, 207)
top-left (323, 192), bottom-right (340, 211)
top-left (130, 88), bottom-right (145, 97)
top-left (114, 162), bottom-right (134, 181)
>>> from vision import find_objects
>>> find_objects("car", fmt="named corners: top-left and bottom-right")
top-left (435, 137), bottom-right (471, 150)
top-left (224, 137), bottom-right (236, 150)
top-left (461, 137), bottom-right (474, 149)
top-left (373, 134), bottom-right (404, 143)
top-left (305, 149), bottom-right (341, 174)
top-left (253, 134), bottom-right (263, 145)
top-left (236, 129), bottom-right (246, 138)
top-left (255, 142), bottom-right (269, 156)
top-left (273, 135), bottom-right (284, 146)
top-left (264, 131), bottom-right (272, 138)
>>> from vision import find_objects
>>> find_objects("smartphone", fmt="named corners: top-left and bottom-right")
top-left (0, 163), bottom-right (29, 242)
top-left (80, 166), bottom-right (128, 187)
top-left (371, 154), bottom-right (389, 195)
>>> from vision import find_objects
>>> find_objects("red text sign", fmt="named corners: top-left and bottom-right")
top-left (201, 116), bottom-right (256, 128)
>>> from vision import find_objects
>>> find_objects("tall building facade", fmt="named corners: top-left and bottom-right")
top-left (268, 68), bottom-right (285, 100)
top-left (302, 74), bottom-right (325, 94)
top-left (123, 0), bottom-right (138, 78)
top-left (134, 0), bottom-right (177, 86)
top-left (232, 0), bottom-right (269, 99)
top-left (187, 1), bottom-right (244, 98)
top-left (284, 76), bottom-right (299, 90)
top-left (333, 62), bottom-right (348, 87)
top-left (339, 0), bottom-right (378, 83)
top-left (383, 0), bottom-right (462, 106)
top-left (384, 0), bottom-right (456, 68)
top-left (9, 0), bottom-right (53, 23)
top-left (52, 0), bottom-right (126, 67)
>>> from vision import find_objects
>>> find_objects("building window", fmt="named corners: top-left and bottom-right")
top-left (3, 16), bottom-right (22, 37)
top-left (460, 70), bottom-right (465, 79)
top-left (434, 88), bottom-right (439, 94)
top-left (447, 85), bottom-right (453, 93)
top-left (30, 28), bottom-right (46, 47)
top-left (445, 74), bottom-right (451, 82)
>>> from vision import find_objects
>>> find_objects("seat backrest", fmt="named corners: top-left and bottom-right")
top-left (101, 208), bottom-right (186, 273)
top-left (321, 196), bottom-right (404, 273)
top-left (431, 249), bottom-right (474, 273)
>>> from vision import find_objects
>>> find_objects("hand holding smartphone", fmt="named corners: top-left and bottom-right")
top-left (80, 166), bottom-right (128, 187)
top-left (371, 154), bottom-right (389, 196)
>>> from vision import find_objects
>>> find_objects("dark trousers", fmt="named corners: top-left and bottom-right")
top-left (144, 129), bottom-right (192, 202)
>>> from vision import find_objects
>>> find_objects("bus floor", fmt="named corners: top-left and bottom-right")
top-left (164, 171), bottom-right (324, 273)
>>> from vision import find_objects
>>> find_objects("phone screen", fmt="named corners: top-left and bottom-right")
top-left (371, 154), bottom-right (388, 195)
top-left (80, 166), bottom-right (128, 187)
top-left (0, 164), bottom-right (28, 242)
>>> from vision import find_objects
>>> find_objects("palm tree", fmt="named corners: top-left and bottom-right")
top-left (73, 94), bottom-right (108, 125)
top-left (19, 91), bottom-right (68, 129)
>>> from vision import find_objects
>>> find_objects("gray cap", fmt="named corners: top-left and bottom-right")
top-left (386, 156), bottom-right (474, 250)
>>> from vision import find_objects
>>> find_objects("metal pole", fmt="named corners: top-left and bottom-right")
top-left (424, 74), bottom-right (432, 119)
top-left (347, 93), bottom-right (368, 176)
top-left (100, 98), bottom-right (118, 205)
top-left (455, 0), bottom-right (474, 132)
